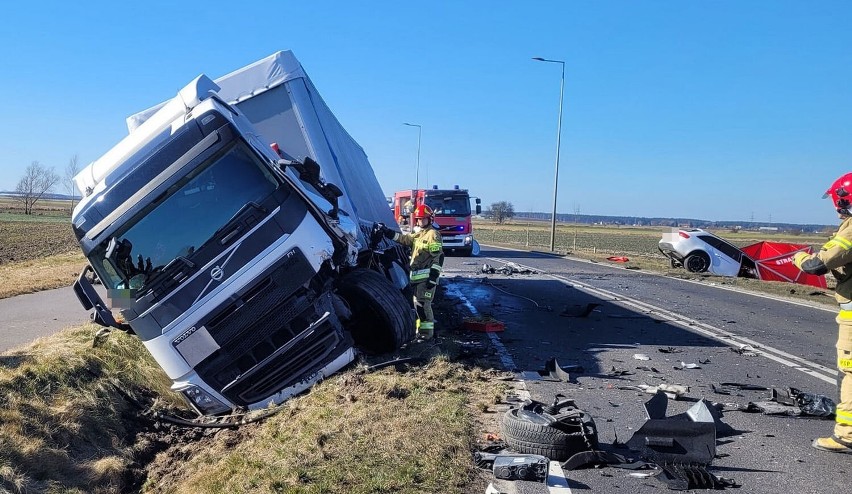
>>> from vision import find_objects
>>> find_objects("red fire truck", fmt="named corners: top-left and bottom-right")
top-left (392, 185), bottom-right (481, 256)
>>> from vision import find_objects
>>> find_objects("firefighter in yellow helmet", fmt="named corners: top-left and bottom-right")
top-left (380, 204), bottom-right (444, 340)
top-left (792, 172), bottom-right (852, 454)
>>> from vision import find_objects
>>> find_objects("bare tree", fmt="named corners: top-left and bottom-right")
top-left (15, 161), bottom-right (60, 215)
top-left (489, 201), bottom-right (515, 225)
top-left (64, 155), bottom-right (80, 212)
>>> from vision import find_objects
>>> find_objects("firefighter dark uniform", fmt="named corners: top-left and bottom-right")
top-left (792, 172), bottom-right (852, 454)
top-left (385, 205), bottom-right (443, 339)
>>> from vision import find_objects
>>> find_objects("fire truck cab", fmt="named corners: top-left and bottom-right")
top-left (393, 185), bottom-right (481, 256)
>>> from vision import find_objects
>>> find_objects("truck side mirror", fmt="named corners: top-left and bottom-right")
top-left (476, 205), bottom-right (482, 215)
top-left (301, 157), bottom-right (322, 184)
top-left (324, 182), bottom-right (343, 198)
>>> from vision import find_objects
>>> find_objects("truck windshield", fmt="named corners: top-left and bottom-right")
top-left (90, 141), bottom-right (279, 290)
top-left (425, 195), bottom-right (470, 216)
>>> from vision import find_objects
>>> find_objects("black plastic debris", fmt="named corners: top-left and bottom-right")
top-left (636, 365), bottom-right (661, 373)
top-left (743, 400), bottom-right (801, 416)
top-left (627, 393), bottom-right (718, 465)
top-left (658, 347), bottom-right (684, 354)
top-left (742, 387), bottom-right (836, 418)
top-left (657, 463), bottom-right (738, 490)
top-left (560, 303), bottom-right (601, 318)
top-left (608, 366), bottom-right (634, 377)
top-left (712, 382), bottom-right (769, 395)
top-left (562, 450), bottom-right (653, 471)
top-left (790, 387), bottom-right (836, 417)
top-left (526, 357), bottom-right (584, 382)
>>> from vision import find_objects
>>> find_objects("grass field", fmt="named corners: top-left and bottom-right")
top-left (473, 219), bottom-right (828, 258)
top-left (0, 199), bottom-right (85, 297)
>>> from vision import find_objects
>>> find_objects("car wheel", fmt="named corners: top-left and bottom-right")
top-left (684, 252), bottom-right (710, 273)
top-left (500, 401), bottom-right (599, 461)
top-left (336, 269), bottom-right (416, 354)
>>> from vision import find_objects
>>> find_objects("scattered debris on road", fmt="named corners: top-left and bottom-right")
top-left (480, 262), bottom-right (539, 275)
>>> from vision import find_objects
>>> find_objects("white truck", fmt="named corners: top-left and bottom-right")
top-left (71, 51), bottom-right (414, 416)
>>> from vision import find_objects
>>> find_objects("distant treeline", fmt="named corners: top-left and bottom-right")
top-left (0, 191), bottom-right (77, 201)
top-left (510, 211), bottom-right (832, 233)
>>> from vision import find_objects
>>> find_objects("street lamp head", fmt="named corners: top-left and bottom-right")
top-left (533, 57), bottom-right (565, 65)
top-left (403, 122), bottom-right (420, 128)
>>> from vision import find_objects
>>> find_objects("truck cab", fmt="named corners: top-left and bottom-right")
top-left (72, 52), bottom-right (414, 416)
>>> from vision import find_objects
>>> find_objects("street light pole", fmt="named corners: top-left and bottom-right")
top-left (403, 123), bottom-right (422, 189)
top-left (532, 57), bottom-right (565, 252)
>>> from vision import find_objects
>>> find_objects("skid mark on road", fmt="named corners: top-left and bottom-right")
top-left (485, 256), bottom-right (838, 385)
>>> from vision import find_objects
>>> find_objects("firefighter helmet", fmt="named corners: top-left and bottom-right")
top-left (824, 173), bottom-right (852, 214)
top-left (412, 204), bottom-right (434, 220)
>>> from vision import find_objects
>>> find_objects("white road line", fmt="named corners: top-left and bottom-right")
top-left (485, 256), bottom-right (838, 385)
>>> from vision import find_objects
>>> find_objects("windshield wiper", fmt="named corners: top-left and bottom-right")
top-left (199, 201), bottom-right (268, 252)
top-left (140, 255), bottom-right (197, 295)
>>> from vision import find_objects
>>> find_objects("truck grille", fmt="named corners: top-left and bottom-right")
top-left (193, 249), bottom-right (347, 406)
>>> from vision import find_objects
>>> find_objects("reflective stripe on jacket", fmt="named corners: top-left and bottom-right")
top-left (394, 225), bottom-right (444, 283)
top-left (792, 217), bottom-right (852, 303)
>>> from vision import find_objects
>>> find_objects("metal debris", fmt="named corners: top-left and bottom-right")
top-left (673, 361), bottom-right (701, 370)
top-left (731, 344), bottom-right (759, 356)
top-left (658, 347), bottom-right (683, 354)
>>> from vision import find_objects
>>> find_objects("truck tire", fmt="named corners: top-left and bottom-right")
top-left (684, 251), bottom-right (710, 273)
top-left (501, 405), bottom-right (598, 461)
top-left (337, 269), bottom-right (416, 354)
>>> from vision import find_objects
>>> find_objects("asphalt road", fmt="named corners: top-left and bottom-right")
top-left (442, 245), bottom-right (847, 494)
top-left (0, 286), bottom-right (94, 352)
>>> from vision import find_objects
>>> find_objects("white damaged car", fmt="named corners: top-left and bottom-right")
top-left (658, 228), bottom-right (757, 277)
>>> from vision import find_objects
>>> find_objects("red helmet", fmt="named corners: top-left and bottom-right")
top-left (824, 173), bottom-right (852, 214)
top-left (412, 204), bottom-right (434, 220)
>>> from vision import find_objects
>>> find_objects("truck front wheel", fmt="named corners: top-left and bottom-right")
top-left (336, 269), bottom-right (416, 354)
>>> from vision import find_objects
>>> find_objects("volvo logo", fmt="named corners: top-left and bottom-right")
top-left (210, 266), bottom-right (224, 281)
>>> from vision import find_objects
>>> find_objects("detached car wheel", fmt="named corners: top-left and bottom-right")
top-left (500, 400), bottom-right (599, 461)
top-left (684, 252), bottom-right (710, 273)
top-left (337, 269), bottom-right (416, 354)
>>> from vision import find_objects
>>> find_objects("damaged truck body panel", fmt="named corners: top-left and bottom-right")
top-left (71, 51), bottom-right (414, 415)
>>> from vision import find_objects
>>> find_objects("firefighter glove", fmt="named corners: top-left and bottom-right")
top-left (792, 251), bottom-right (809, 268)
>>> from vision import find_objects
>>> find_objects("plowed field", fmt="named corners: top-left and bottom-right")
top-left (0, 220), bottom-right (78, 265)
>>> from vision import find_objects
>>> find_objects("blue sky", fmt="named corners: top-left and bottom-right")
top-left (1, 1), bottom-right (849, 225)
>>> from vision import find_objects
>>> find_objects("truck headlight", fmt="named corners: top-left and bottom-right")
top-left (180, 385), bottom-right (230, 415)
top-left (464, 235), bottom-right (473, 246)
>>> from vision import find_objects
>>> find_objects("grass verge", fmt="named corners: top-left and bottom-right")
top-left (0, 252), bottom-right (86, 299)
top-left (143, 356), bottom-right (504, 494)
top-left (0, 324), bottom-right (182, 493)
